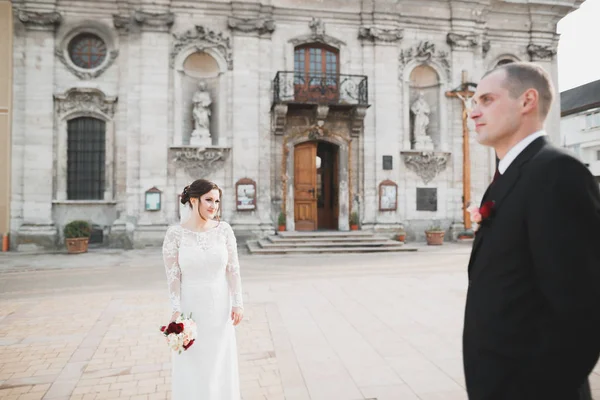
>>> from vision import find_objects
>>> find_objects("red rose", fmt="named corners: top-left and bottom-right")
top-left (480, 200), bottom-right (495, 219)
top-left (166, 322), bottom-right (184, 335)
top-left (183, 339), bottom-right (195, 350)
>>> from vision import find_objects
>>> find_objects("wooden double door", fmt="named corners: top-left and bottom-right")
top-left (294, 141), bottom-right (339, 231)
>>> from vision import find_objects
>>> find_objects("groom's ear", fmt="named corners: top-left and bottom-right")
top-left (521, 88), bottom-right (539, 115)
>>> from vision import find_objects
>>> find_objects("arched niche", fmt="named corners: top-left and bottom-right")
top-left (173, 46), bottom-right (228, 147)
top-left (487, 54), bottom-right (520, 71)
top-left (408, 64), bottom-right (441, 150)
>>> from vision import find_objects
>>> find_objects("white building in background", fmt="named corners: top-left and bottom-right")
top-left (8, 0), bottom-right (582, 250)
top-left (560, 79), bottom-right (600, 183)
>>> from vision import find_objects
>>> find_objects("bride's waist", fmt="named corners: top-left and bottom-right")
top-left (181, 279), bottom-right (227, 288)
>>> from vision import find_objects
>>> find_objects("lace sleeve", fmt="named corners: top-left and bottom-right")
top-left (225, 224), bottom-right (244, 309)
top-left (162, 225), bottom-right (182, 313)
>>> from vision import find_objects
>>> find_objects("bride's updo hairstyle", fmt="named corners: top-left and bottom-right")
top-left (180, 179), bottom-right (223, 220)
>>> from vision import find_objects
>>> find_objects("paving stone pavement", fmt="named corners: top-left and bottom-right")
top-left (1, 243), bottom-right (599, 400)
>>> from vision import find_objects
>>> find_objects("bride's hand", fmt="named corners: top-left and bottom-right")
top-left (169, 311), bottom-right (181, 323)
top-left (231, 307), bottom-right (243, 326)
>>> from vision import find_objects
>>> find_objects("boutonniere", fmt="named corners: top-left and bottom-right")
top-left (467, 200), bottom-right (496, 231)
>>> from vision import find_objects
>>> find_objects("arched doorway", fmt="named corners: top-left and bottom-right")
top-left (294, 141), bottom-right (339, 231)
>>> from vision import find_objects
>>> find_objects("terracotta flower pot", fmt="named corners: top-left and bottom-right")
top-left (350, 224), bottom-right (358, 231)
top-left (65, 237), bottom-right (89, 254)
top-left (397, 233), bottom-right (406, 242)
top-left (425, 231), bottom-right (444, 245)
top-left (278, 225), bottom-right (285, 232)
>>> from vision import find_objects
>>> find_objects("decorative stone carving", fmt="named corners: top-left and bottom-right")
top-left (170, 147), bottom-right (230, 177)
top-left (309, 17), bottom-right (325, 37)
top-left (527, 43), bottom-right (556, 61)
top-left (401, 151), bottom-right (450, 184)
top-left (273, 104), bottom-right (288, 135)
top-left (55, 47), bottom-right (119, 80)
top-left (289, 18), bottom-right (345, 48)
top-left (133, 10), bottom-right (174, 32)
top-left (17, 10), bottom-right (62, 30)
top-left (171, 25), bottom-right (233, 69)
top-left (358, 27), bottom-right (404, 43)
top-left (54, 88), bottom-right (117, 118)
top-left (315, 105), bottom-right (329, 123)
top-left (482, 39), bottom-right (491, 57)
top-left (227, 17), bottom-right (275, 35)
top-left (446, 32), bottom-right (478, 50)
top-left (399, 41), bottom-right (451, 80)
top-left (113, 15), bottom-right (131, 33)
top-left (350, 106), bottom-right (368, 137)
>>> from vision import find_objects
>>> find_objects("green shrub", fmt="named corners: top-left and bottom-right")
top-left (64, 220), bottom-right (91, 238)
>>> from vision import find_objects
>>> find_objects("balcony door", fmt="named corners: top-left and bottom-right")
top-left (294, 44), bottom-right (339, 103)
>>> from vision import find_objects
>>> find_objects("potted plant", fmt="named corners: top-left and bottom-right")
top-left (425, 225), bottom-right (445, 245)
top-left (397, 227), bottom-right (407, 243)
top-left (277, 212), bottom-right (286, 232)
top-left (349, 211), bottom-right (359, 230)
top-left (64, 220), bottom-right (91, 254)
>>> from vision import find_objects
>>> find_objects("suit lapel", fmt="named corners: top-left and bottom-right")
top-left (467, 136), bottom-right (548, 276)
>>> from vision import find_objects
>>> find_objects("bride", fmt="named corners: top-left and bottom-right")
top-left (162, 179), bottom-right (244, 399)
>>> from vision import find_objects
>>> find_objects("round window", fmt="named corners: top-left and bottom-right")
top-left (68, 33), bottom-right (107, 69)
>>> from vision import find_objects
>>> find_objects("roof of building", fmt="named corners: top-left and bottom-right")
top-left (561, 79), bottom-right (600, 117)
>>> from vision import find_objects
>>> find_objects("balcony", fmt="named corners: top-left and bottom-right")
top-left (273, 71), bottom-right (368, 107)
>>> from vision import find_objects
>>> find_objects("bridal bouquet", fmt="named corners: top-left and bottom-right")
top-left (160, 313), bottom-right (197, 354)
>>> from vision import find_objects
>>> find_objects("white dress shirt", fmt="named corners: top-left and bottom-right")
top-left (497, 130), bottom-right (546, 174)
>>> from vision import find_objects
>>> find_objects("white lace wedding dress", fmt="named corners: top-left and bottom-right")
top-left (162, 222), bottom-right (243, 400)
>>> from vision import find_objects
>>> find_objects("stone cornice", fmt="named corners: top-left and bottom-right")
top-left (133, 10), bottom-right (174, 32)
top-left (358, 27), bottom-right (404, 43)
top-left (17, 10), bottom-right (62, 31)
top-left (527, 43), bottom-right (556, 61)
top-left (227, 17), bottom-right (275, 36)
top-left (446, 32), bottom-right (478, 50)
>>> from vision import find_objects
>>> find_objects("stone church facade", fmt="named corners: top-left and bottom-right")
top-left (7, 0), bottom-right (581, 250)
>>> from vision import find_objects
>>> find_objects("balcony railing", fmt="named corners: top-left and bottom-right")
top-left (273, 71), bottom-right (368, 106)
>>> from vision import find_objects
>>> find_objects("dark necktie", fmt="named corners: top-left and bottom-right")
top-left (493, 168), bottom-right (500, 183)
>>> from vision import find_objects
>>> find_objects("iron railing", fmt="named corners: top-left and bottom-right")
top-left (273, 71), bottom-right (368, 106)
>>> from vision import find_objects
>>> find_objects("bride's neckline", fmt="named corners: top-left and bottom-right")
top-left (178, 223), bottom-right (220, 234)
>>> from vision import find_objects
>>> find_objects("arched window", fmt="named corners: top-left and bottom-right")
top-left (67, 117), bottom-right (106, 200)
top-left (293, 44), bottom-right (339, 102)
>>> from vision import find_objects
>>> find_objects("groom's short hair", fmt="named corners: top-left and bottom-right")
top-left (484, 62), bottom-right (555, 119)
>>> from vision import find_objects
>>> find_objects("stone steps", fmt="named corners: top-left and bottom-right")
top-left (246, 231), bottom-right (417, 255)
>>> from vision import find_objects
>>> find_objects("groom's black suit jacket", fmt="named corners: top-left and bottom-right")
top-left (463, 136), bottom-right (600, 400)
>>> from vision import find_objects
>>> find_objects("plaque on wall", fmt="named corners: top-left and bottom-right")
top-left (382, 155), bottom-right (393, 170)
top-left (379, 180), bottom-right (398, 211)
top-left (236, 178), bottom-right (257, 211)
top-left (417, 188), bottom-right (437, 211)
top-left (145, 186), bottom-right (162, 211)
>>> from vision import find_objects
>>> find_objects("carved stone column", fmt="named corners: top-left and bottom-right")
top-left (228, 8), bottom-right (275, 230)
top-left (16, 10), bottom-right (62, 250)
top-left (134, 10), bottom-right (173, 233)
top-left (359, 23), bottom-right (402, 226)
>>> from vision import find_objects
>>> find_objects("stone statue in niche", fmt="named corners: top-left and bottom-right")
top-left (190, 81), bottom-right (212, 146)
top-left (411, 91), bottom-right (434, 150)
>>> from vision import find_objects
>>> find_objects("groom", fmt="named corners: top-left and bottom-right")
top-left (463, 61), bottom-right (600, 399)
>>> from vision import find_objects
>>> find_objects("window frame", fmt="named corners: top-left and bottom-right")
top-left (66, 117), bottom-right (107, 200)
top-left (293, 43), bottom-right (340, 103)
